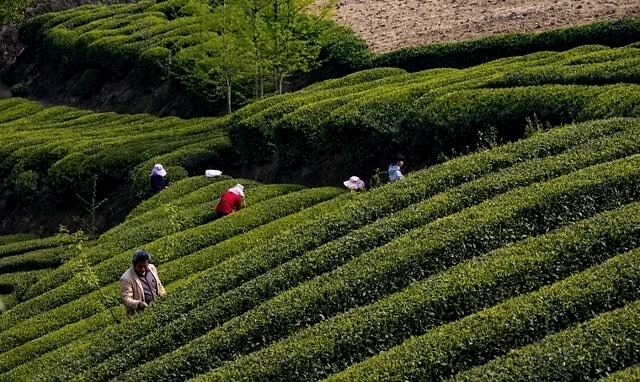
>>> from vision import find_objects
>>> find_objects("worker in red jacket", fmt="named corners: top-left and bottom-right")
top-left (215, 183), bottom-right (245, 218)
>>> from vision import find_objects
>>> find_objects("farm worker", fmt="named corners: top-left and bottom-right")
top-left (150, 163), bottom-right (168, 194)
top-left (343, 176), bottom-right (365, 191)
top-left (120, 249), bottom-right (165, 317)
top-left (215, 183), bottom-right (245, 218)
top-left (388, 155), bottom-right (405, 182)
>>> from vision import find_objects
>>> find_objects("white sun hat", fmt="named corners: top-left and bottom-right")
top-left (151, 164), bottom-right (167, 177)
top-left (228, 183), bottom-right (245, 197)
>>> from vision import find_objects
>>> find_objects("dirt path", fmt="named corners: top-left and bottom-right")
top-left (333, 0), bottom-right (640, 52)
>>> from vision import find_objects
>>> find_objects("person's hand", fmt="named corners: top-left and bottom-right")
top-left (138, 301), bottom-right (148, 310)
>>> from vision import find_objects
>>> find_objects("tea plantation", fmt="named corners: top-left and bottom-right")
top-left (1, 1), bottom-right (640, 380)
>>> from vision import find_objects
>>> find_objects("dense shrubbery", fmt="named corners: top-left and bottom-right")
top-left (0, 186), bottom-right (343, 354)
top-left (228, 45), bottom-right (640, 181)
top-left (3, 118), bottom-right (640, 380)
top-left (17, 0), bottom-right (372, 114)
top-left (451, 299), bottom-right (640, 382)
top-left (601, 365), bottom-right (640, 381)
top-left (201, 204), bottom-right (640, 382)
top-left (139, 153), bottom-right (640, 382)
top-left (0, 234), bottom-right (38, 245)
top-left (329, 245), bottom-right (640, 382)
top-left (82, 120), bottom-right (640, 382)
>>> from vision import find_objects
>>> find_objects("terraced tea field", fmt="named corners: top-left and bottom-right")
top-left (2, 6), bottom-right (640, 379)
top-left (1, 112), bottom-right (640, 380)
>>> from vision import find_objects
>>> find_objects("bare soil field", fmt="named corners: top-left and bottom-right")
top-left (333, 0), bottom-right (640, 52)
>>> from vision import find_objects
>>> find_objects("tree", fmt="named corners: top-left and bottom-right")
top-left (216, 0), bottom-right (254, 112)
top-left (238, 0), bottom-right (273, 98)
top-left (264, 0), bottom-right (329, 93)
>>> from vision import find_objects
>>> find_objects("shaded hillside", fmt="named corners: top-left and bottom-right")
top-left (0, 0), bottom-right (133, 73)
top-left (2, 0), bottom-right (370, 117)
top-left (0, 98), bottom-right (232, 234)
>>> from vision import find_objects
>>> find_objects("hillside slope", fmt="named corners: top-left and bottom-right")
top-left (1, 116), bottom-right (640, 381)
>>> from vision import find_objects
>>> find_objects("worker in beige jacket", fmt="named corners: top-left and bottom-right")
top-left (120, 249), bottom-right (166, 316)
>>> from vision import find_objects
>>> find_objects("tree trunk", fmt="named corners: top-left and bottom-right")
top-left (226, 77), bottom-right (232, 114)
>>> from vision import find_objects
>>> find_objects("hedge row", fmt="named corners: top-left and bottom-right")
top-left (450, 299), bottom-right (640, 382)
top-left (0, 269), bottom-right (50, 298)
top-left (22, 178), bottom-right (258, 300)
top-left (0, 101), bottom-right (45, 124)
top-left (301, 67), bottom-right (407, 92)
top-left (0, 187), bottom-right (343, 351)
top-left (0, 234), bottom-right (39, 245)
top-left (231, 48), bottom-right (640, 174)
top-left (599, 365), bottom-right (640, 381)
top-left (0, 247), bottom-right (63, 274)
top-left (326, 236), bottom-right (640, 381)
top-left (0, 307), bottom-right (121, 374)
top-left (96, 178), bottom-right (260, 254)
top-left (204, 205), bottom-right (640, 382)
top-left (0, 192), bottom-right (354, 377)
top-left (127, 175), bottom-right (228, 218)
top-left (488, 56), bottom-right (640, 88)
top-left (79, 122), bottom-right (640, 382)
top-left (0, 235), bottom-right (74, 259)
top-left (406, 84), bottom-right (640, 165)
top-left (372, 18), bottom-right (640, 71)
top-left (0, 183), bottom-right (307, 333)
top-left (0, 100), bottom-right (233, 237)
top-left (118, 153), bottom-right (640, 382)
top-left (229, 65), bottom-right (498, 165)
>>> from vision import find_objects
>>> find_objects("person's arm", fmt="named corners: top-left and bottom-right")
top-left (234, 195), bottom-right (244, 211)
top-left (120, 277), bottom-right (145, 310)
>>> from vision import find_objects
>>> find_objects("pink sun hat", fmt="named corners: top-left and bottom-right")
top-left (343, 176), bottom-right (365, 190)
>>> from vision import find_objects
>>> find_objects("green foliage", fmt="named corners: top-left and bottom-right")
top-left (302, 67), bottom-right (405, 92)
top-left (0, 248), bottom-right (63, 274)
top-left (451, 300), bottom-right (640, 381)
top-left (132, 152), bottom-right (640, 382)
top-left (0, 188), bottom-right (347, 376)
top-left (84, 120), bottom-right (640, 382)
top-left (331, 243), bottom-right (640, 382)
top-left (0, 235), bottom-right (75, 259)
top-left (0, 0), bottom-right (27, 24)
top-left (137, 46), bottom-right (172, 82)
top-left (21, 0), bottom-right (369, 113)
top-left (600, 365), bottom-right (640, 381)
top-left (10, 170), bottom-right (39, 198)
top-left (0, 269), bottom-right (49, 300)
top-left (164, 165), bottom-right (188, 184)
top-left (127, 175), bottom-right (228, 218)
top-left (204, 204), bottom-right (640, 382)
top-left (229, 45), bottom-right (640, 178)
top-left (0, 186), bottom-right (341, 353)
top-left (0, 234), bottom-right (39, 246)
